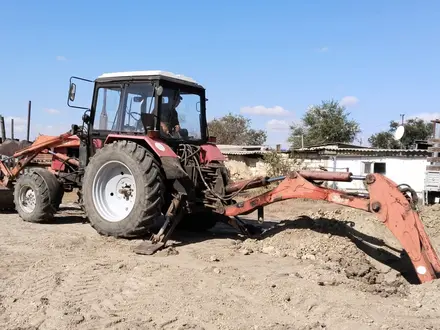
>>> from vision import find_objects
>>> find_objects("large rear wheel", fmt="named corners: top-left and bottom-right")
top-left (82, 140), bottom-right (165, 238)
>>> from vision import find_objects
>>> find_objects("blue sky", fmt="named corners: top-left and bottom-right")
top-left (1, 0), bottom-right (440, 147)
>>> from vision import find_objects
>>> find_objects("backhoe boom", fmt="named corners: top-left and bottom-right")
top-left (219, 171), bottom-right (440, 284)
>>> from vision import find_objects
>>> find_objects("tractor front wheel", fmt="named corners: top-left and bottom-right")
top-left (13, 168), bottom-right (62, 223)
top-left (82, 140), bottom-right (165, 238)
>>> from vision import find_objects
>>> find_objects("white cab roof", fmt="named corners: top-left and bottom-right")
top-left (96, 70), bottom-right (199, 85)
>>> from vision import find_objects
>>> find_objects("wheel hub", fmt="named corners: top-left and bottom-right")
top-left (92, 161), bottom-right (137, 222)
top-left (19, 187), bottom-right (36, 213)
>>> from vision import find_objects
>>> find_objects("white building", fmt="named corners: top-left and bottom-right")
top-left (218, 143), bottom-right (432, 203)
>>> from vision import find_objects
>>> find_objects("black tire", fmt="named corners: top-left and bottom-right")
top-left (13, 169), bottom-right (61, 223)
top-left (0, 188), bottom-right (15, 211)
top-left (22, 167), bottom-right (64, 210)
top-left (53, 183), bottom-right (65, 210)
top-left (32, 168), bottom-right (64, 211)
top-left (82, 140), bottom-right (165, 238)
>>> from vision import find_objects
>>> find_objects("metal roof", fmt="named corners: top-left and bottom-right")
top-left (217, 144), bottom-right (430, 157)
top-left (294, 145), bottom-right (430, 155)
top-left (217, 145), bottom-right (272, 155)
top-left (96, 70), bottom-right (201, 86)
top-left (220, 149), bottom-right (273, 155)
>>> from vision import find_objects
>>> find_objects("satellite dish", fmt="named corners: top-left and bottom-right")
top-left (394, 125), bottom-right (405, 140)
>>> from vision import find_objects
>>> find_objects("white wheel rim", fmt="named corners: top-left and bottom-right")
top-left (92, 160), bottom-right (136, 222)
top-left (19, 186), bottom-right (36, 213)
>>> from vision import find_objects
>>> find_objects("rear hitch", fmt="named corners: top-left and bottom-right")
top-left (133, 193), bottom-right (187, 255)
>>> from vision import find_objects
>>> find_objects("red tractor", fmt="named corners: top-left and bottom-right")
top-left (0, 70), bottom-right (439, 284)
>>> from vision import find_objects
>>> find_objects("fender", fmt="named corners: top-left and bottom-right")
top-left (199, 144), bottom-right (226, 163)
top-left (104, 134), bottom-right (188, 180)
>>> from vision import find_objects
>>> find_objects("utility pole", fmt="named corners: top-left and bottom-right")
top-left (399, 114), bottom-right (405, 149)
top-left (292, 135), bottom-right (304, 149)
top-left (27, 100), bottom-right (32, 141)
top-left (11, 118), bottom-right (14, 140)
top-left (0, 115), bottom-right (5, 142)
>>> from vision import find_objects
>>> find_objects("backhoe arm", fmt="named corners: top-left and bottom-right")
top-left (221, 171), bottom-right (440, 284)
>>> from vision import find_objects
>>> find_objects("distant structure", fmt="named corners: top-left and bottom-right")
top-left (424, 119), bottom-right (440, 204)
top-left (99, 89), bottom-right (108, 130)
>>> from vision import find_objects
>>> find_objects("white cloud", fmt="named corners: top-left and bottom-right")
top-left (340, 96), bottom-right (359, 107)
top-left (34, 124), bottom-right (69, 137)
top-left (266, 119), bottom-right (290, 131)
top-left (0, 116), bottom-right (70, 140)
top-left (45, 108), bottom-right (60, 114)
top-left (240, 105), bottom-right (290, 116)
top-left (56, 55), bottom-right (67, 61)
top-left (407, 112), bottom-right (440, 122)
top-left (318, 46), bottom-right (329, 52)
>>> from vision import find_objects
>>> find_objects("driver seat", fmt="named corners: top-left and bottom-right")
top-left (140, 113), bottom-right (155, 132)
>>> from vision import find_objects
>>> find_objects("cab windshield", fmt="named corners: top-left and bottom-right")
top-left (94, 82), bottom-right (203, 141)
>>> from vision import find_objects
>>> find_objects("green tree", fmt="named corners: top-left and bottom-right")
top-left (207, 113), bottom-right (267, 145)
top-left (288, 100), bottom-right (361, 148)
top-left (368, 131), bottom-right (400, 149)
top-left (369, 118), bottom-right (433, 149)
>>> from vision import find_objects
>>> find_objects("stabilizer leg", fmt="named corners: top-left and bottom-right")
top-left (133, 194), bottom-right (186, 255)
top-left (220, 215), bottom-right (265, 237)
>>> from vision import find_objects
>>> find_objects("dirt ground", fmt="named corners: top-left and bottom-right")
top-left (1, 192), bottom-right (440, 330)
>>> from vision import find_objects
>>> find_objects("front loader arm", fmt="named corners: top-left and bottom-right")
top-left (221, 171), bottom-right (440, 284)
top-left (0, 131), bottom-right (74, 187)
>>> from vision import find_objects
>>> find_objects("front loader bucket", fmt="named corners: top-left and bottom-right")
top-left (0, 186), bottom-right (15, 211)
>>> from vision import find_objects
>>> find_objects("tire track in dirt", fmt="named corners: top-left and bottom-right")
top-left (34, 260), bottom-right (162, 329)
top-left (1, 200), bottom-right (440, 329)
top-left (0, 267), bottom-right (66, 329)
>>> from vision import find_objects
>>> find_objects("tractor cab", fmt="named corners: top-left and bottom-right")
top-left (68, 70), bottom-right (208, 145)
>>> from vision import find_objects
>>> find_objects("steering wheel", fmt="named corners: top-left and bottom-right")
top-left (128, 111), bottom-right (141, 121)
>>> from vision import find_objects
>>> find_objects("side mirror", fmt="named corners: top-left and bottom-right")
top-left (68, 83), bottom-right (77, 101)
